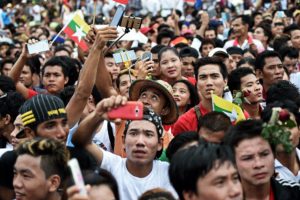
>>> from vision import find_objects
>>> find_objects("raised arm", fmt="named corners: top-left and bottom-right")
top-left (72, 95), bottom-right (127, 164)
top-left (8, 43), bottom-right (31, 99)
top-left (196, 11), bottom-right (209, 38)
top-left (66, 27), bottom-right (118, 128)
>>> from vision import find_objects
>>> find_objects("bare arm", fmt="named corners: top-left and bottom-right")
top-left (8, 44), bottom-right (31, 99)
top-left (196, 12), bottom-right (209, 38)
top-left (66, 27), bottom-right (119, 128)
top-left (72, 95), bottom-right (127, 164)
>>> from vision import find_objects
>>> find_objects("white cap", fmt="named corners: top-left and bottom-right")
top-left (208, 47), bottom-right (229, 58)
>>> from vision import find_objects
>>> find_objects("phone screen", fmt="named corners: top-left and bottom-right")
top-left (142, 52), bottom-right (152, 61)
top-left (110, 5), bottom-right (125, 27)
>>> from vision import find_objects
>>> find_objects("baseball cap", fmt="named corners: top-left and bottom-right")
top-left (208, 47), bottom-right (229, 58)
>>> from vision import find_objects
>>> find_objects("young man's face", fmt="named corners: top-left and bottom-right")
top-left (189, 162), bottom-right (243, 200)
top-left (138, 88), bottom-right (168, 116)
top-left (201, 44), bottom-right (214, 57)
top-left (13, 155), bottom-right (54, 200)
top-left (42, 65), bottom-right (68, 94)
top-left (20, 65), bottom-right (33, 88)
top-left (104, 57), bottom-right (120, 81)
top-left (181, 56), bottom-right (196, 77)
top-left (1, 62), bottom-right (13, 76)
top-left (124, 120), bottom-right (162, 165)
top-left (290, 29), bottom-right (300, 49)
top-left (197, 64), bottom-right (227, 101)
top-left (151, 53), bottom-right (161, 77)
top-left (35, 117), bottom-right (69, 143)
top-left (235, 136), bottom-right (274, 186)
top-left (283, 56), bottom-right (298, 74)
top-left (204, 30), bottom-right (216, 39)
top-left (258, 57), bottom-right (284, 89)
top-left (232, 18), bottom-right (247, 37)
top-left (240, 74), bottom-right (263, 104)
top-left (118, 74), bottom-right (136, 98)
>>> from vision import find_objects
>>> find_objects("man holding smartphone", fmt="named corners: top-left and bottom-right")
top-left (72, 95), bottom-right (178, 200)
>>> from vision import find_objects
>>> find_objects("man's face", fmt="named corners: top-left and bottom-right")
top-left (138, 88), bottom-right (167, 116)
top-left (258, 57), bottom-right (284, 89)
top-left (152, 53), bottom-right (161, 77)
top-left (291, 30), bottom-right (300, 49)
top-left (197, 64), bottom-right (227, 101)
top-left (1, 62), bottom-right (13, 76)
top-left (42, 65), bottom-right (68, 94)
top-left (20, 65), bottom-right (33, 88)
top-left (190, 162), bottom-right (243, 200)
top-left (181, 56), bottom-right (196, 77)
top-left (13, 155), bottom-right (53, 200)
top-left (118, 74), bottom-right (136, 98)
top-left (230, 54), bottom-right (242, 65)
top-left (232, 18), bottom-right (247, 37)
top-left (235, 137), bottom-right (274, 186)
top-left (283, 56), bottom-right (298, 74)
top-left (36, 118), bottom-right (69, 143)
top-left (201, 44), bottom-right (214, 57)
top-left (124, 120), bottom-right (162, 165)
top-left (104, 57), bottom-right (120, 81)
top-left (240, 74), bottom-right (263, 104)
top-left (253, 27), bottom-right (267, 43)
top-left (204, 30), bottom-right (216, 39)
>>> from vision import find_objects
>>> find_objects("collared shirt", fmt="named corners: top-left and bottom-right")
top-left (223, 35), bottom-right (265, 53)
top-left (275, 148), bottom-right (300, 184)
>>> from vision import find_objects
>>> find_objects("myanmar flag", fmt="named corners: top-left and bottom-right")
top-left (63, 13), bottom-right (90, 51)
top-left (212, 94), bottom-right (245, 123)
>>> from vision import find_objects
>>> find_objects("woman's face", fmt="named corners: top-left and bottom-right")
top-left (173, 82), bottom-right (191, 108)
top-left (159, 50), bottom-right (182, 80)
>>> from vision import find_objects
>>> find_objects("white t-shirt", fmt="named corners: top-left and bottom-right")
top-left (92, 120), bottom-right (115, 152)
top-left (101, 150), bottom-right (178, 200)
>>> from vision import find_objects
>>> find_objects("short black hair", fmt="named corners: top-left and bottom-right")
top-left (199, 111), bottom-right (231, 133)
top-left (0, 75), bottom-right (15, 92)
top-left (194, 57), bottom-right (228, 81)
top-left (256, 23), bottom-right (272, 43)
top-left (169, 143), bottom-right (236, 200)
top-left (157, 30), bottom-right (174, 45)
top-left (227, 46), bottom-right (243, 55)
top-left (266, 80), bottom-right (300, 107)
top-left (54, 45), bottom-right (71, 56)
top-left (228, 67), bottom-right (255, 93)
top-left (0, 58), bottom-right (14, 72)
top-left (166, 131), bottom-right (198, 161)
top-left (255, 50), bottom-right (281, 71)
top-left (273, 35), bottom-right (290, 52)
top-left (151, 44), bottom-right (166, 54)
top-left (199, 38), bottom-right (215, 52)
top-left (279, 46), bottom-right (299, 60)
top-left (233, 15), bottom-right (252, 28)
top-left (237, 57), bottom-right (255, 69)
top-left (179, 47), bottom-right (199, 59)
top-left (225, 119), bottom-right (275, 153)
top-left (42, 56), bottom-right (70, 78)
top-left (0, 91), bottom-right (25, 122)
top-left (283, 24), bottom-right (300, 35)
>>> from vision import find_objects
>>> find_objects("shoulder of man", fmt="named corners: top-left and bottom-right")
top-left (272, 177), bottom-right (300, 200)
top-left (173, 107), bottom-right (197, 136)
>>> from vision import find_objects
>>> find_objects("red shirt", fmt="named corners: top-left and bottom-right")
top-left (173, 103), bottom-right (209, 136)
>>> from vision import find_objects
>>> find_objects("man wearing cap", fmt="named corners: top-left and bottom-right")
top-left (0, 94), bottom-right (97, 200)
top-left (72, 95), bottom-right (178, 200)
top-left (223, 15), bottom-right (264, 53)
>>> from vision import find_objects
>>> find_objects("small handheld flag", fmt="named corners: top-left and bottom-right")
top-left (212, 94), bottom-right (245, 123)
top-left (113, 0), bottom-right (128, 4)
top-left (63, 13), bottom-right (90, 51)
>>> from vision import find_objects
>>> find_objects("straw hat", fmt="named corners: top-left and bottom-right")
top-left (129, 79), bottom-right (178, 125)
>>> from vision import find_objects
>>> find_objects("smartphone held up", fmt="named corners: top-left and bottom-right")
top-left (108, 101), bottom-right (144, 120)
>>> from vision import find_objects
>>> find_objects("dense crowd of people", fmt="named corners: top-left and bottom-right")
top-left (1, 0), bottom-right (300, 200)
